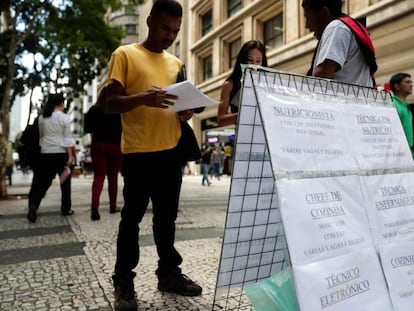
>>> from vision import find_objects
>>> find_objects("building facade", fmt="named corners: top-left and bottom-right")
top-left (79, 3), bottom-right (141, 149)
top-left (183, 0), bottom-right (414, 143)
top-left (97, 0), bottom-right (414, 147)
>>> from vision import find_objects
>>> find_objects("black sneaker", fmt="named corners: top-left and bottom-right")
top-left (158, 273), bottom-right (202, 296)
top-left (27, 205), bottom-right (37, 223)
top-left (110, 207), bottom-right (121, 214)
top-left (62, 209), bottom-right (74, 216)
top-left (91, 208), bottom-right (100, 221)
top-left (113, 278), bottom-right (137, 311)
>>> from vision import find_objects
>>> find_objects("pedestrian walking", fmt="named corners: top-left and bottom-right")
top-left (211, 146), bottom-right (222, 180)
top-left (6, 140), bottom-right (14, 186)
top-left (27, 93), bottom-right (75, 223)
top-left (200, 140), bottom-right (212, 186)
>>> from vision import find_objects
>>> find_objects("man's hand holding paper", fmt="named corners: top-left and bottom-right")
top-left (163, 80), bottom-right (219, 112)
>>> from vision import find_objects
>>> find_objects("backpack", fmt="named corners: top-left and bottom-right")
top-left (20, 117), bottom-right (40, 169)
top-left (83, 105), bottom-right (99, 134)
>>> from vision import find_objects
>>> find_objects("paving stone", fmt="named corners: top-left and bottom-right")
top-left (0, 172), bottom-right (255, 310)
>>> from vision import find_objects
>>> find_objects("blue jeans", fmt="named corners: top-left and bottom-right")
top-left (202, 163), bottom-right (210, 184)
top-left (114, 148), bottom-right (183, 281)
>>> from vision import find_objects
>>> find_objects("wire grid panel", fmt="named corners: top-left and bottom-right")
top-left (212, 68), bottom-right (289, 311)
top-left (212, 66), bottom-right (412, 311)
top-left (249, 67), bottom-right (413, 311)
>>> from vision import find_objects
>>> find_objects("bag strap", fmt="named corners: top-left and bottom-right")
top-left (307, 15), bottom-right (378, 86)
top-left (338, 16), bottom-right (377, 75)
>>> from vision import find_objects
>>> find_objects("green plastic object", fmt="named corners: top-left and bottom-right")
top-left (245, 267), bottom-right (300, 311)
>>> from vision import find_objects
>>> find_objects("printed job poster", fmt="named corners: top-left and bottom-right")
top-left (255, 90), bottom-right (358, 173)
top-left (255, 85), bottom-right (413, 174)
top-left (343, 103), bottom-right (413, 170)
top-left (361, 172), bottom-right (414, 245)
top-left (294, 247), bottom-right (393, 311)
top-left (214, 67), bottom-right (414, 311)
top-left (379, 241), bottom-right (414, 310)
top-left (276, 175), bottom-right (374, 265)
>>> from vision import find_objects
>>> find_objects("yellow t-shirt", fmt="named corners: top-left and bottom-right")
top-left (107, 43), bottom-right (182, 153)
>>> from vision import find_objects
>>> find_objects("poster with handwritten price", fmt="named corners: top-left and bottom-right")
top-left (361, 172), bottom-right (414, 245)
top-left (276, 175), bottom-right (374, 265)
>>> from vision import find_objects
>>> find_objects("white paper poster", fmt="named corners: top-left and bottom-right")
top-left (380, 241), bottom-right (414, 311)
top-left (214, 67), bottom-right (414, 311)
top-left (277, 175), bottom-right (374, 264)
top-left (256, 89), bottom-right (358, 172)
top-left (294, 247), bottom-right (393, 311)
top-left (361, 172), bottom-right (414, 245)
top-left (343, 104), bottom-right (413, 170)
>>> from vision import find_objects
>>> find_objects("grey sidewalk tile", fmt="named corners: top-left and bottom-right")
top-left (0, 171), bottom-right (236, 310)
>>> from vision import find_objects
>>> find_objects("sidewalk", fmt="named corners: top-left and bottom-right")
top-left (0, 170), bottom-right (231, 311)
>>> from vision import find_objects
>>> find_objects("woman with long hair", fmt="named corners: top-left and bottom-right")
top-left (27, 93), bottom-right (74, 223)
top-left (217, 40), bottom-right (268, 127)
top-left (85, 87), bottom-right (122, 221)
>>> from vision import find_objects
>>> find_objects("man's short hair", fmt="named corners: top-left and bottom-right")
top-left (390, 73), bottom-right (411, 93)
top-left (302, 0), bottom-right (343, 17)
top-left (150, 0), bottom-right (182, 18)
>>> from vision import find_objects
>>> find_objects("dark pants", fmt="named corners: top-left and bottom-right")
top-left (28, 153), bottom-right (71, 212)
top-left (90, 142), bottom-right (122, 210)
top-left (6, 166), bottom-right (13, 185)
top-left (114, 148), bottom-right (183, 281)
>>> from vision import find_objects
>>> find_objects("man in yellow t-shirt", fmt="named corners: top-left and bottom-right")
top-left (105, 1), bottom-right (201, 310)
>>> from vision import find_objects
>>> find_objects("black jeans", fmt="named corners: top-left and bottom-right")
top-left (28, 153), bottom-right (71, 212)
top-left (114, 148), bottom-right (183, 281)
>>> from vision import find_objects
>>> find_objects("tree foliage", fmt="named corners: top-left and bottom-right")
top-left (0, 0), bottom-right (145, 136)
top-left (0, 0), bottom-right (145, 198)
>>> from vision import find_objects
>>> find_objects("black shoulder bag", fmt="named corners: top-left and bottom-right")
top-left (176, 64), bottom-right (202, 163)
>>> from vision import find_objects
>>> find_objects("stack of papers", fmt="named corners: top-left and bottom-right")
top-left (163, 80), bottom-right (219, 112)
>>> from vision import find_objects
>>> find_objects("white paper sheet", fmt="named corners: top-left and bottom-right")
top-left (343, 103), bottom-right (413, 170)
top-left (361, 172), bottom-right (414, 245)
top-left (163, 80), bottom-right (219, 112)
top-left (256, 90), bottom-right (359, 173)
top-left (277, 175), bottom-right (374, 265)
top-left (294, 247), bottom-right (393, 311)
top-left (379, 241), bottom-right (414, 311)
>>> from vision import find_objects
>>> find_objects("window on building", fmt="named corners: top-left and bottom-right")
top-left (125, 6), bottom-right (137, 14)
top-left (227, 0), bottom-right (242, 18)
top-left (264, 14), bottom-right (283, 50)
top-left (125, 24), bottom-right (137, 35)
top-left (202, 10), bottom-right (213, 36)
top-left (203, 55), bottom-right (213, 81)
top-left (229, 38), bottom-right (241, 70)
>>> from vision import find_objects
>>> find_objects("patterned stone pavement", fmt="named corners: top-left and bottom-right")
top-left (0, 170), bottom-right (239, 311)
